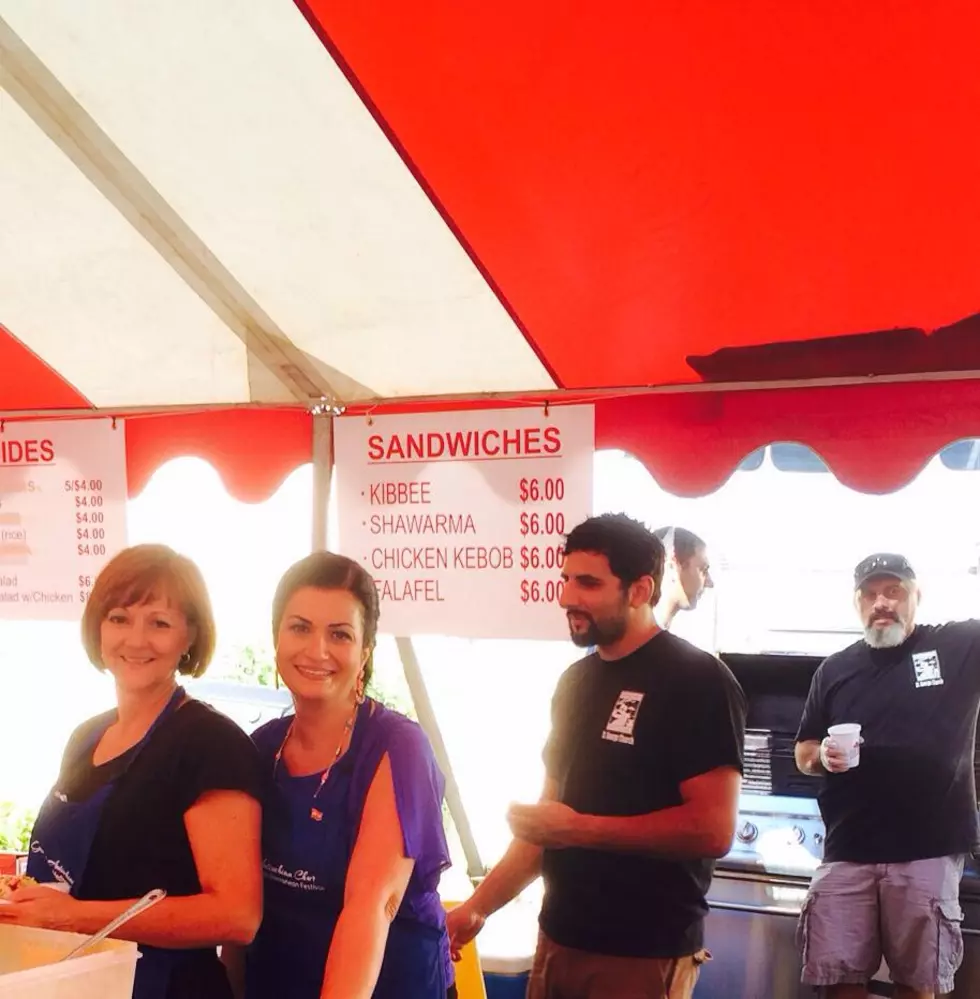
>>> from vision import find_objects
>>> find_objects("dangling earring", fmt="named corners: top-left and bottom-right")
top-left (355, 672), bottom-right (366, 705)
top-left (179, 651), bottom-right (191, 667)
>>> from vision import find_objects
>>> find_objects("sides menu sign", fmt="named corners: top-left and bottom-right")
top-left (0, 419), bottom-right (128, 620)
top-left (334, 405), bottom-right (594, 640)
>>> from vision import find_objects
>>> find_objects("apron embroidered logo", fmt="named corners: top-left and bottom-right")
top-left (263, 859), bottom-right (326, 892)
top-left (30, 839), bottom-right (74, 885)
top-left (602, 690), bottom-right (645, 745)
top-left (912, 650), bottom-right (943, 688)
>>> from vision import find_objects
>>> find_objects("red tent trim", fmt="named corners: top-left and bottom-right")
top-left (125, 409), bottom-right (313, 503)
top-left (596, 378), bottom-right (980, 496)
top-left (122, 378), bottom-right (980, 502)
top-left (6, 382), bottom-right (980, 503)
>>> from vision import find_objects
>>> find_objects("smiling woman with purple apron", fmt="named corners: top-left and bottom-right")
top-left (248, 700), bottom-right (454, 998)
top-left (236, 552), bottom-right (455, 999)
top-left (0, 546), bottom-right (264, 999)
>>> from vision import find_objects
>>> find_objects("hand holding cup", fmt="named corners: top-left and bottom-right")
top-left (821, 723), bottom-right (862, 772)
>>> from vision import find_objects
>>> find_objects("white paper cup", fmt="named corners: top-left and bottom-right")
top-left (828, 723), bottom-right (862, 768)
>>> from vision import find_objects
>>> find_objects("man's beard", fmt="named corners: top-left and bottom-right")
top-left (863, 616), bottom-right (907, 649)
top-left (568, 611), bottom-right (628, 649)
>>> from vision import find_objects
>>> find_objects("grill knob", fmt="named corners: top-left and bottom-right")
top-left (736, 821), bottom-right (758, 844)
top-left (791, 825), bottom-right (806, 844)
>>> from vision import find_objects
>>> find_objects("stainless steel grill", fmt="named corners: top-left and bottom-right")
top-left (698, 654), bottom-right (832, 998)
top-left (741, 728), bottom-right (817, 799)
top-left (741, 730), bottom-right (773, 795)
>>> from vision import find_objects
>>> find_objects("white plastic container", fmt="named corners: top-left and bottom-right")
top-left (0, 924), bottom-right (138, 998)
top-left (479, 898), bottom-right (536, 999)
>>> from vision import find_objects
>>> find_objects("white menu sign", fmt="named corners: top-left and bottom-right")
top-left (0, 419), bottom-right (128, 620)
top-left (335, 405), bottom-right (594, 640)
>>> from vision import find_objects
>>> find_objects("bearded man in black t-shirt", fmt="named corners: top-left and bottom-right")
top-left (447, 513), bottom-right (746, 999)
top-left (795, 553), bottom-right (980, 999)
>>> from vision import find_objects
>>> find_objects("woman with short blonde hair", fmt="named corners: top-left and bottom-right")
top-left (0, 544), bottom-right (263, 999)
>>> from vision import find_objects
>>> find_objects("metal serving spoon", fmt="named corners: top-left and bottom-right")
top-left (60, 889), bottom-right (167, 961)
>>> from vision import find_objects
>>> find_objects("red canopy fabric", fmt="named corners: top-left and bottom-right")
top-left (0, 325), bottom-right (90, 411)
top-left (299, 0), bottom-right (980, 389)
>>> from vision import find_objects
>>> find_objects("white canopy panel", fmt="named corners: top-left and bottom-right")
top-left (0, 0), bottom-right (555, 408)
top-left (0, 96), bottom-right (250, 408)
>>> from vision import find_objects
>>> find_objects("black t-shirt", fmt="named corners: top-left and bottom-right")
top-left (539, 632), bottom-right (746, 959)
top-left (796, 622), bottom-right (980, 864)
top-left (55, 697), bottom-right (263, 998)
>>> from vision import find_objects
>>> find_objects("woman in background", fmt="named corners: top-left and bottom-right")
top-left (233, 551), bottom-right (454, 999)
top-left (0, 544), bottom-right (263, 999)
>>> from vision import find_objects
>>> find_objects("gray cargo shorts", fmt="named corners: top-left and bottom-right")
top-left (796, 855), bottom-right (965, 993)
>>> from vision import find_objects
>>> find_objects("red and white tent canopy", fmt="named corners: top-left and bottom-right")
top-left (3, 1), bottom-right (980, 499)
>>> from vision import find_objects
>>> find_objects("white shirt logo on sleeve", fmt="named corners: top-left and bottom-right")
top-left (602, 690), bottom-right (645, 745)
top-left (912, 650), bottom-right (943, 688)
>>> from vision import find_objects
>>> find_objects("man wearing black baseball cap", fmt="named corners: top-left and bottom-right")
top-left (794, 553), bottom-right (980, 999)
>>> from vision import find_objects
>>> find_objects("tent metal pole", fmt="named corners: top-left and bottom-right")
top-left (395, 636), bottom-right (485, 879)
top-left (311, 414), bottom-right (333, 550)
